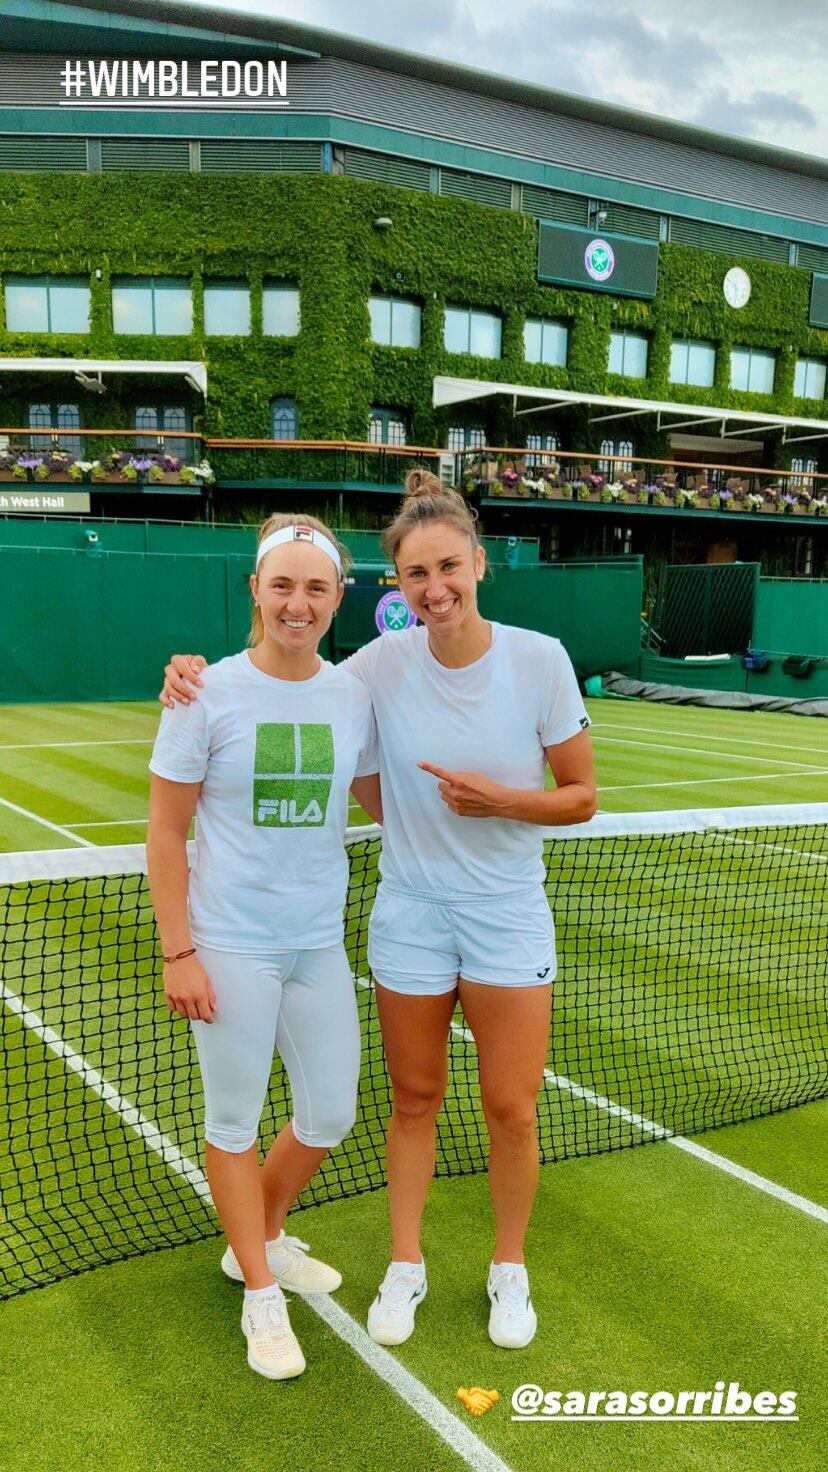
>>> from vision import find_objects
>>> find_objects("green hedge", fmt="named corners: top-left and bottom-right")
top-left (1, 172), bottom-right (827, 466)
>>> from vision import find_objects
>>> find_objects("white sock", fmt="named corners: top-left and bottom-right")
top-left (390, 1258), bottom-right (425, 1276)
top-left (491, 1261), bottom-right (527, 1276)
top-left (244, 1282), bottom-right (278, 1300)
top-left (266, 1231), bottom-right (284, 1249)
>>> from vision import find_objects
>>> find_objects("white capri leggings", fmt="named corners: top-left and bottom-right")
top-left (191, 943), bottom-right (361, 1154)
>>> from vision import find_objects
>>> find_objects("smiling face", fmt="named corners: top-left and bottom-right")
top-left (250, 540), bottom-right (343, 657)
top-left (395, 520), bottom-right (485, 637)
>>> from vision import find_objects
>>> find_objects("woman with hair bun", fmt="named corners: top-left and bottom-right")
top-left (161, 470), bottom-right (596, 1352)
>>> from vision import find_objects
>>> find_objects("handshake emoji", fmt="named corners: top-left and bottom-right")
top-left (457, 1387), bottom-right (500, 1417)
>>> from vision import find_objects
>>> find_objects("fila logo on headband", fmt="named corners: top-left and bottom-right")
top-left (256, 524), bottom-right (343, 576)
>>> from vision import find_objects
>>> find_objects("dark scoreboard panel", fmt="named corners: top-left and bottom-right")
top-left (538, 221), bottom-right (659, 299)
top-left (809, 274), bottom-right (828, 329)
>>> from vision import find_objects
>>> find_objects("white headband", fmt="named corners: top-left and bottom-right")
top-left (256, 524), bottom-right (342, 577)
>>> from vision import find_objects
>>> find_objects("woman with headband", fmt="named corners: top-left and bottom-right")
top-left (147, 513), bottom-right (380, 1382)
top-left (161, 471), bottom-right (596, 1355)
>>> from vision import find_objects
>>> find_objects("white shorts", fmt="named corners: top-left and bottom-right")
top-left (192, 943), bottom-right (360, 1153)
top-left (367, 884), bottom-right (556, 996)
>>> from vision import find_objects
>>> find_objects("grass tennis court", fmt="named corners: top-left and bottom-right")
top-left (1, 695), bottom-right (826, 1472)
top-left (1, 694), bottom-right (827, 851)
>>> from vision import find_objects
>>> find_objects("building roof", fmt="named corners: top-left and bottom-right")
top-left (0, 357), bottom-right (207, 396)
top-left (9, 0), bottom-right (828, 183)
top-left (433, 377), bottom-right (828, 445)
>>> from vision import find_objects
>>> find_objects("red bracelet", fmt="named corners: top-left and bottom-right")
top-left (162, 947), bottom-right (197, 964)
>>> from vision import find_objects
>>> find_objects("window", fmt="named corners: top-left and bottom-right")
top-left (28, 402), bottom-right (82, 457)
top-left (271, 398), bottom-right (298, 440)
top-left (444, 306), bottom-right (501, 358)
top-left (730, 347), bottom-right (775, 394)
top-left (263, 284), bottom-right (300, 337)
top-left (524, 318), bottom-right (568, 367)
top-left (608, 330), bottom-right (648, 378)
top-left (525, 432), bottom-right (558, 468)
top-left (134, 405), bottom-right (192, 461)
top-left (447, 425), bottom-right (486, 452)
top-left (599, 439), bottom-right (634, 474)
top-left (113, 278), bottom-right (192, 335)
top-left (794, 358), bottom-right (826, 400)
top-left (790, 457), bottom-right (817, 491)
top-left (5, 276), bottom-right (90, 333)
top-left (369, 407), bottom-right (407, 446)
top-left (204, 281), bottom-right (251, 335)
top-left (368, 295), bottom-right (421, 348)
top-left (669, 338), bottom-right (716, 387)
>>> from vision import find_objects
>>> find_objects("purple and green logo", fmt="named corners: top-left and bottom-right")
top-left (375, 590), bottom-right (416, 634)
top-left (584, 238), bottom-right (615, 282)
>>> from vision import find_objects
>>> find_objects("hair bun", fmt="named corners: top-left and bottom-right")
top-left (403, 467), bottom-right (444, 500)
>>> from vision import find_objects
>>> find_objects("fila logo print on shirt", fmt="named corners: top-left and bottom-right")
top-left (253, 723), bottom-right (333, 827)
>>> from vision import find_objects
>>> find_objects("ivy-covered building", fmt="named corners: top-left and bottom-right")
top-left (1, 0), bottom-right (828, 575)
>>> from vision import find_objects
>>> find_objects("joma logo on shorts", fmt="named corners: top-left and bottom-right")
top-left (253, 723), bottom-right (333, 828)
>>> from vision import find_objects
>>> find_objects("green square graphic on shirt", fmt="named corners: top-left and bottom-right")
top-left (253, 722), bottom-right (334, 828)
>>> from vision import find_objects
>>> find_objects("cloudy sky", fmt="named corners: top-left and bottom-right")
top-left (192, 0), bottom-right (828, 160)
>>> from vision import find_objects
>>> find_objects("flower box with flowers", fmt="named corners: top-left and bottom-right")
top-left (535, 478), bottom-right (562, 500)
top-left (599, 482), bottom-right (624, 505)
top-left (710, 489), bottom-right (738, 511)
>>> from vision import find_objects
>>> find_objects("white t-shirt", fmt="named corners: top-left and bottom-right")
top-left (345, 622), bottom-right (589, 899)
top-left (149, 651), bottom-right (378, 952)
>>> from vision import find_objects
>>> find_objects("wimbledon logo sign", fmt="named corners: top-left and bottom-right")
top-left (375, 590), bottom-right (416, 634)
top-left (584, 238), bottom-right (615, 282)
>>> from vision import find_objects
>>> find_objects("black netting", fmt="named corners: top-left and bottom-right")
top-left (1, 818), bottom-right (826, 1298)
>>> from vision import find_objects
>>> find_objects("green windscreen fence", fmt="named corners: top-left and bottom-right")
top-left (0, 547), bottom-right (334, 703)
top-left (332, 559), bottom-right (643, 681)
top-left (653, 564), bottom-right (760, 658)
top-left (0, 546), bottom-right (641, 701)
top-left (753, 578), bottom-right (828, 658)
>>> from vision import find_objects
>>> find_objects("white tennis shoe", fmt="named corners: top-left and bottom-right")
top-left (222, 1231), bottom-right (342, 1293)
top-left (487, 1263), bottom-right (537, 1349)
top-left (367, 1261), bottom-right (427, 1345)
top-left (241, 1286), bottom-right (306, 1379)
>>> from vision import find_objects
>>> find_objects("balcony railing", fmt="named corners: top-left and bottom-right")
top-left (2, 429), bottom-right (826, 518)
top-left (0, 426), bottom-right (208, 488)
top-left (204, 437), bottom-right (443, 488)
top-left (455, 445), bottom-right (828, 516)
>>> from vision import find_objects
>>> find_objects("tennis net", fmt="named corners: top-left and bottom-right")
top-left (1, 803), bottom-right (826, 1298)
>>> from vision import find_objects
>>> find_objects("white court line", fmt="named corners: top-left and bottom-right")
top-left (309, 1294), bottom-right (514, 1471)
top-left (600, 768), bottom-right (828, 793)
top-left (71, 819), bottom-right (148, 830)
top-left (592, 721), bottom-right (828, 760)
top-left (0, 794), bottom-right (94, 848)
top-left (0, 738), bottom-right (154, 752)
top-left (723, 832), bottom-right (828, 866)
top-left (2, 981), bottom-right (513, 1472)
top-left (356, 978), bottom-right (828, 1225)
top-left (591, 733), bottom-right (821, 771)
top-left (542, 1066), bottom-right (828, 1224)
